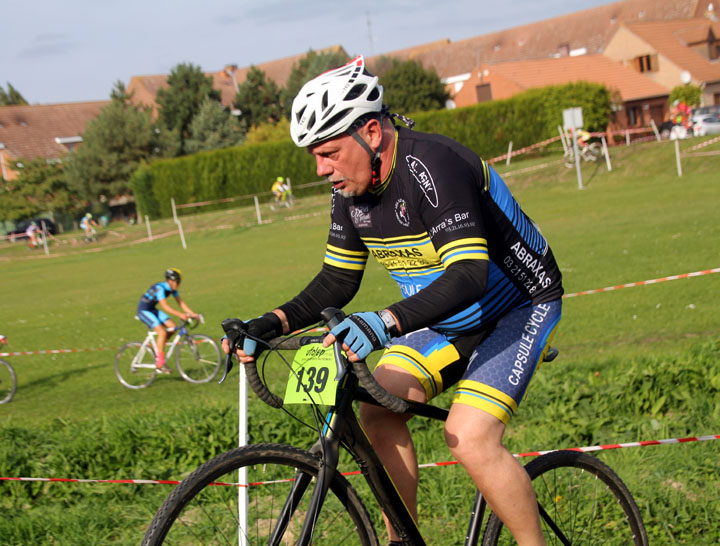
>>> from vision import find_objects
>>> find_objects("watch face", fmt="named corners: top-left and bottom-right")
top-left (378, 310), bottom-right (396, 334)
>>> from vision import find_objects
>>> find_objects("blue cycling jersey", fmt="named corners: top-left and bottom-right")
top-left (137, 281), bottom-right (178, 312)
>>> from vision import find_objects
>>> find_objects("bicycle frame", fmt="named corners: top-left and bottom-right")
top-left (131, 324), bottom-right (189, 370)
top-left (270, 351), bottom-right (487, 546)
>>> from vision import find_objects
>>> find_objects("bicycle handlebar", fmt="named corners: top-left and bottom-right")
top-left (220, 308), bottom-right (409, 414)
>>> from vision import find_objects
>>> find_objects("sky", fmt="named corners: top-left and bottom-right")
top-left (3, 0), bottom-right (613, 105)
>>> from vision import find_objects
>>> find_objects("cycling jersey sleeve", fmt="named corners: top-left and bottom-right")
top-left (387, 259), bottom-right (488, 335)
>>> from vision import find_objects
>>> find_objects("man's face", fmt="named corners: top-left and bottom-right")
top-left (168, 279), bottom-right (180, 290)
top-left (308, 131), bottom-right (372, 198)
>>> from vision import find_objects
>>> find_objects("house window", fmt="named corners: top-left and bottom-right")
top-left (626, 105), bottom-right (641, 126)
top-left (476, 84), bottom-right (492, 103)
top-left (634, 54), bottom-right (658, 72)
top-left (557, 43), bottom-right (570, 57)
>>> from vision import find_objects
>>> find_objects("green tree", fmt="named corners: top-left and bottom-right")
top-left (281, 50), bottom-right (349, 117)
top-left (65, 82), bottom-right (171, 203)
top-left (245, 118), bottom-right (291, 145)
top-left (234, 67), bottom-right (282, 129)
top-left (185, 97), bottom-right (245, 153)
top-left (669, 84), bottom-right (702, 108)
top-left (0, 83), bottom-right (28, 105)
top-left (0, 159), bottom-right (75, 222)
top-left (380, 59), bottom-right (449, 114)
top-left (156, 63), bottom-right (221, 154)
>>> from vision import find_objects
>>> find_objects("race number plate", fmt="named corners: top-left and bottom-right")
top-left (284, 343), bottom-right (338, 405)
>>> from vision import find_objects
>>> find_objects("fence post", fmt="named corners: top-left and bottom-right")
top-left (558, 125), bottom-right (568, 154)
top-left (601, 136), bottom-right (612, 172)
top-left (254, 196), bottom-right (262, 225)
top-left (171, 198), bottom-right (187, 249)
top-left (675, 139), bottom-right (683, 177)
top-left (626, 130), bottom-right (630, 146)
top-left (144, 215), bottom-right (153, 241)
top-left (506, 141), bottom-right (513, 166)
top-left (40, 220), bottom-right (50, 255)
top-left (650, 119), bottom-right (661, 142)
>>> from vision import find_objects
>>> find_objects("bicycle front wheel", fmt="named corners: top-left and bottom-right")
top-left (115, 342), bottom-right (156, 389)
top-left (143, 443), bottom-right (378, 545)
top-left (175, 333), bottom-right (222, 383)
top-left (0, 360), bottom-right (17, 404)
top-left (483, 450), bottom-right (648, 545)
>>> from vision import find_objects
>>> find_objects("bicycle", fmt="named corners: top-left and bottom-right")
top-left (115, 314), bottom-right (222, 389)
top-left (0, 359), bottom-right (17, 404)
top-left (142, 308), bottom-right (648, 545)
top-left (563, 141), bottom-right (602, 168)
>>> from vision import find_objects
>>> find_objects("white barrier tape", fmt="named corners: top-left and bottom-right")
top-left (2, 434), bottom-right (717, 487)
top-left (562, 267), bottom-right (720, 299)
top-left (3, 269), bottom-right (717, 358)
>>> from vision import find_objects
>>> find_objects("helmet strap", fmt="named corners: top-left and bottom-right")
top-left (349, 116), bottom-right (385, 186)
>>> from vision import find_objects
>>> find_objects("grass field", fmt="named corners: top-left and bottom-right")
top-left (1, 136), bottom-right (719, 544)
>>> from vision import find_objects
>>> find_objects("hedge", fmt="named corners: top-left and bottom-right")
top-left (131, 82), bottom-right (610, 218)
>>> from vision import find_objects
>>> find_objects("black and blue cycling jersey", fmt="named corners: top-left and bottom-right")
top-left (279, 126), bottom-right (563, 338)
top-left (138, 281), bottom-right (178, 312)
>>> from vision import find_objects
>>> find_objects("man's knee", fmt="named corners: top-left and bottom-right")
top-left (445, 405), bottom-right (505, 460)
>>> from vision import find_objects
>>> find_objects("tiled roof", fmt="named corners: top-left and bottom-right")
top-left (368, 0), bottom-right (705, 81)
top-left (623, 19), bottom-right (720, 82)
top-left (0, 101), bottom-right (109, 161)
top-left (452, 54), bottom-right (669, 107)
top-left (128, 46), bottom-right (349, 110)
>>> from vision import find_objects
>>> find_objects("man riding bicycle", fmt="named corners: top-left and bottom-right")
top-left (137, 268), bottom-right (199, 374)
top-left (80, 212), bottom-right (98, 241)
top-left (224, 56), bottom-right (563, 546)
top-left (271, 176), bottom-right (292, 207)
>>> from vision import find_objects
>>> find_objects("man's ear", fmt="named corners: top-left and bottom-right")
top-left (361, 118), bottom-right (383, 149)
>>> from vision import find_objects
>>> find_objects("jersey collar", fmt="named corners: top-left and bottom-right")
top-left (368, 129), bottom-right (398, 196)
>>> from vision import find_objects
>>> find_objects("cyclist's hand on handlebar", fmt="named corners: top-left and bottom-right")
top-left (323, 311), bottom-right (391, 362)
top-left (221, 313), bottom-right (282, 363)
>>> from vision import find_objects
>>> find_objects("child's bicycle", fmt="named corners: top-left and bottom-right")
top-left (142, 308), bottom-right (648, 545)
top-left (115, 314), bottom-right (222, 389)
top-left (0, 358), bottom-right (17, 404)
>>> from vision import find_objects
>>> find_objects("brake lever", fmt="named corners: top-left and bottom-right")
top-left (218, 318), bottom-right (247, 384)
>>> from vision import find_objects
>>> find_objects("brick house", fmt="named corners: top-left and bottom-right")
top-left (0, 101), bottom-right (108, 181)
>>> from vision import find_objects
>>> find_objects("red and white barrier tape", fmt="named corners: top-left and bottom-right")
top-left (489, 135), bottom-right (562, 163)
top-left (684, 134), bottom-right (720, 152)
top-left (562, 267), bottom-right (720, 299)
top-left (2, 269), bottom-right (717, 358)
top-left (2, 434), bottom-right (717, 487)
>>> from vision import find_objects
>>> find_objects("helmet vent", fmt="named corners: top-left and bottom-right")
top-left (345, 84), bottom-right (367, 101)
top-left (318, 109), bottom-right (351, 134)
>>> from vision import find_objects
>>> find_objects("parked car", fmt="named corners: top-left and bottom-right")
top-left (693, 114), bottom-right (720, 136)
top-left (6, 218), bottom-right (57, 240)
top-left (690, 105), bottom-right (720, 126)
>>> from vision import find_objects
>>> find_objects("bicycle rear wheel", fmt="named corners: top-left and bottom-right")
top-left (0, 360), bottom-right (17, 404)
top-left (483, 450), bottom-right (647, 545)
top-left (142, 443), bottom-right (378, 545)
top-left (175, 333), bottom-right (222, 383)
top-left (115, 342), bottom-right (157, 389)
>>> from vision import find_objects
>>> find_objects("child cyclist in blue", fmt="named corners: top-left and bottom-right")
top-left (137, 268), bottom-right (199, 373)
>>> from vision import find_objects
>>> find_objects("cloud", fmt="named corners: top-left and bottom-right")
top-left (17, 34), bottom-right (78, 60)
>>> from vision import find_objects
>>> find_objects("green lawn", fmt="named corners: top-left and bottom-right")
top-left (1, 136), bottom-right (719, 544)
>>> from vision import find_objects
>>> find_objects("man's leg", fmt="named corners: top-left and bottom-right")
top-left (154, 325), bottom-right (167, 368)
top-left (445, 405), bottom-right (545, 546)
top-left (359, 365), bottom-right (426, 543)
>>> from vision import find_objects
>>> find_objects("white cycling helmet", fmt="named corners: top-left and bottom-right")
top-left (290, 56), bottom-right (383, 147)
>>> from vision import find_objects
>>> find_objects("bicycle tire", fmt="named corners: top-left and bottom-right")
top-left (563, 151), bottom-right (575, 169)
top-left (0, 359), bottom-right (17, 404)
top-left (142, 443), bottom-right (378, 545)
top-left (175, 333), bottom-right (222, 384)
top-left (115, 342), bottom-right (157, 389)
top-left (482, 450), bottom-right (648, 545)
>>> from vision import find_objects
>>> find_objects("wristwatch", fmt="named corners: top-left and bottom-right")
top-left (377, 309), bottom-right (399, 337)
